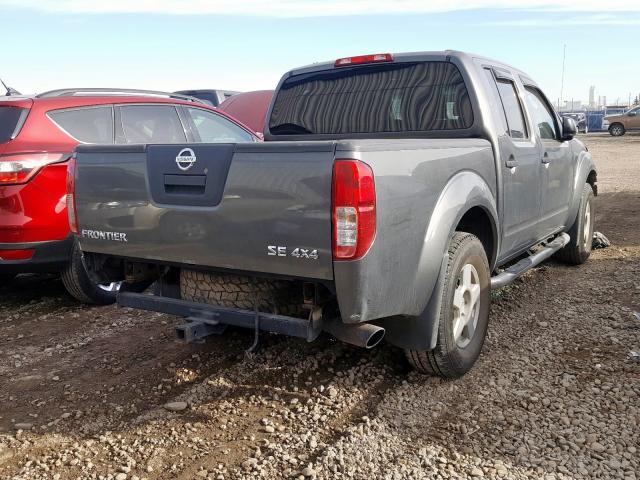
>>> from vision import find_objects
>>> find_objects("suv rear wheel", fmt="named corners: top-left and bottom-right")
top-left (405, 232), bottom-right (491, 378)
top-left (0, 273), bottom-right (16, 285)
top-left (609, 123), bottom-right (625, 136)
top-left (61, 241), bottom-right (123, 304)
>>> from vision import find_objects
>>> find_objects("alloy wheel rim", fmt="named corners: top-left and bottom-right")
top-left (452, 263), bottom-right (481, 349)
top-left (98, 281), bottom-right (122, 293)
top-left (583, 202), bottom-right (591, 247)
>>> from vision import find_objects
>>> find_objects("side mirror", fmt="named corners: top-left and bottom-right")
top-left (561, 116), bottom-right (577, 140)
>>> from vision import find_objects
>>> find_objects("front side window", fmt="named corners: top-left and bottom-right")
top-left (495, 80), bottom-right (527, 139)
top-left (119, 105), bottom-right (186, 144)
top-left (186, 107), bottom-right (254, 143)
top-left (524, 88), bottom-right (558, 140)
top-left (269, 61), bottom-right (474, 135)
top-left (48, 106), bottom-right (113, 144)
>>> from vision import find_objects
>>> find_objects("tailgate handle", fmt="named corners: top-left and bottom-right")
top-left (163, 174), bottom-right (206, 195)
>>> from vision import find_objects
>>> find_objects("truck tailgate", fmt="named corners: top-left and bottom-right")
top-left (74, 142), bottom-right (336, 280)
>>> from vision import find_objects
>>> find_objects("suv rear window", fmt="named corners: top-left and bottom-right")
top-left (269, 61), bottom-right (473, 135)
top-left (48, 106), bottom-right (114, 144)
top-left (0, 106), bottom-right (28, 143)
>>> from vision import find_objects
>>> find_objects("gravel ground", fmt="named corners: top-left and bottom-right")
top-left (0, 134), bottom-right (638, 480)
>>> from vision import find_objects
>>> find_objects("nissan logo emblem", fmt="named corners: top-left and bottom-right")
top-left (175, 148), bottom-right (197, 171)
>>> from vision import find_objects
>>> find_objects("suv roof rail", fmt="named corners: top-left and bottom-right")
top-left (35, 88), bottom-right (208, 105)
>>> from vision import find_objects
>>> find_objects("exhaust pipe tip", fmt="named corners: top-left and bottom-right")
top-left (364, 327), bottom-right (385, 349)
top-left (323, 320), bottom-right (385, 349)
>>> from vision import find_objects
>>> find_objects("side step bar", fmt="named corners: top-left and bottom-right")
top-left (491, 233), bottom-right (570, 289)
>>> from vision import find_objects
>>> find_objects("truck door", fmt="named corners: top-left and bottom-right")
top-left (484, 69), bottom-right (542, 258)
top-left (522, 86), bottom-right (574, 239)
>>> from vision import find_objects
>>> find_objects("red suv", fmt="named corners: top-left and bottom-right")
top-left (0, 89), bottom-right (259, 303)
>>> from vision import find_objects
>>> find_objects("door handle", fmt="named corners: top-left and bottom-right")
top-left (505, 155), bottom-right (518, 168)
top-left (541, 152), bottom-right (550, 164)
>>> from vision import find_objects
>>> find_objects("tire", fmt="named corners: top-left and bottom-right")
top-left (609, 123), bottom-right (625, 136)
top-left (61, 241), bottom-right (123, 305)
top-left (405, 232), bottom-right (491, 378)
top-left (180, 269), bottom-right (304, 317)
top-left (0, 273), bottom-right (16, 285)
top-left (555, 183), bottom-right (595, 265)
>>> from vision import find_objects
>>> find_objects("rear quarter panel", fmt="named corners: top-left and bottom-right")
top-left (333, 138), bottom-right (497, 323)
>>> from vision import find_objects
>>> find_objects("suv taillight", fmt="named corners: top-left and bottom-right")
top-left (332, 159), bottom-right (376, 260)
top-left (66, 154), bottom-right (78, 234)
top-left (0, 152), bottom-right (68, 185)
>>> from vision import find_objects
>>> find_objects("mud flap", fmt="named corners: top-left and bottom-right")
top-left (378, 252), bottom-right (449, 351)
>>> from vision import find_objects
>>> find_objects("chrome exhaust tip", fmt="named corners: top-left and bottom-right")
top-left (323, 320), bottom-right (385, 349)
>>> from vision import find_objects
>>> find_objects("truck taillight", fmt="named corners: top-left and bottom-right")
top-left (66, 154), bottom-right (78, 234)
top-left (332, 160), bottom-right (376, 260)
top-left (0, 152), bottom-right (68, 185)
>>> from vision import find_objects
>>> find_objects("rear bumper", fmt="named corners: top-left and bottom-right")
top-left (0, 236), bottom-right (74, 274)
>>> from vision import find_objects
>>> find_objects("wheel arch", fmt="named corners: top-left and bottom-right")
top-left (455, 205), bottom-right (498, 270)
top-left (565, 150), bottom-right (597, 232)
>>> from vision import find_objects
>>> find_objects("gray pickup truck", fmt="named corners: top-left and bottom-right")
top-left (70, 51), bottom-right (597, 378)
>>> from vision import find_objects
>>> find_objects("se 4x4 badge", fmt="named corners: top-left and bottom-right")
top-left (268, 246), bottom-right (318, 260)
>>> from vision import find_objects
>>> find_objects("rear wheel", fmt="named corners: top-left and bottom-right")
top-left (61, 241), bottom-right (125, 304)
top-left (0, 273), bottom-right (16, 285)
top-left (180, 269), bottom-right (304, 317)
top-left (609, 123), bottom-right (625, 136)
top-left (555, 183), bottom-right (595, 265)
top-left (405, 232), bottom-right (491, 378)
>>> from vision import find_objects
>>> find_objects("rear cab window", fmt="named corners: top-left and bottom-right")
top-left (48, 106), bottom-right (114, 144)
top-left (0, 106), bottom-right (29, 143)
top-left (269, 61), bottom-right (474, 135)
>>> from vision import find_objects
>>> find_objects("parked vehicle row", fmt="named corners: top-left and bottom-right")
top-left (0, 88), bottom-right (260, 303)
top-left (68, 50), bottom-right (596, 378)
top-left (560, 112), bottom-right (588, 134)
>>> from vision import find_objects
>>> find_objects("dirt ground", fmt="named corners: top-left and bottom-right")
top-left (0, 134), bottom-right (638, 480)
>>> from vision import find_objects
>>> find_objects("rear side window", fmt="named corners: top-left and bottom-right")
top-left (495, 80), bottom-right (528, 139)
top-left (0, 106), bottom-right (28, 143)
top-left (48, 106), bottom-right (113, 144)
top-left (483, 69), bottom-right (508, 135)
top-left (269, 61), bottom-right (474, 135)
top-left (186, 107), bottom-right (253, 143)
top-left (118, 105), bottom-right (186, 144)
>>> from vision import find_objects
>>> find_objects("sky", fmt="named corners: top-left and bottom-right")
top-left (0, 0), bottom-right (638, 107)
